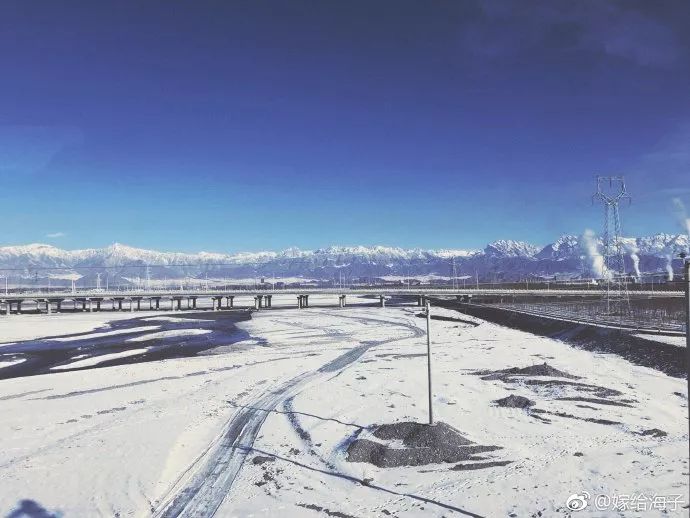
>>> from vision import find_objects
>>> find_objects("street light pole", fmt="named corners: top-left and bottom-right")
top-left (426, 300), bottom-right (433, 426)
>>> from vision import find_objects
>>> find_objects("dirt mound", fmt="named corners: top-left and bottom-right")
top-left (478, 362), bottom-right (579, 381)
top-left (495, 395), bottom-right (535, 408)
top-left (372, 421), bottom-right (473, 448)
top-left (346, 421), bottom-right (504, 468)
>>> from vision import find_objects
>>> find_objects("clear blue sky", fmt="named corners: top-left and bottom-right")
top-left (1, 1), bottom-right (689, 252)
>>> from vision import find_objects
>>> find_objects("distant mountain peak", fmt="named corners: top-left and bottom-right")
top-left (484, 240), bottom-right (541, 258)
top-left (0, 232), bottom-right (687, 283)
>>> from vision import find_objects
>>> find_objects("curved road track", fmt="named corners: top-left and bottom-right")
top-left (153, 311), bottom-right (425, 518)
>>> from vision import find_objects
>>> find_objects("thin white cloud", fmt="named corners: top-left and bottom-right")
top-left (46, 232), bottom-right (66, 238)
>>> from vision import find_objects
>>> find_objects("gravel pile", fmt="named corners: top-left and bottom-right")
top-left (346, 421), bottom-right (503, 468)
top-left (494, 395), bottom-right (535, 408)
top-left (477, 362), bottom-right (579, 381)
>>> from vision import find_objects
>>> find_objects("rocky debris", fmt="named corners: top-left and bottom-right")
top-left (346, 421), bottom-right (505, 468)
top-left (476, 362), bottom-right (579, 381)
top-left (252, 455), bottom-right (275, 465)
top-left (522, 379), bottom-right (622, 398)
top-left (254, 461), bottom-right (283, 492)
top-left (296, 503), bottom-right (359, 518)
top-left (477, 364), bottom-right (631, 409)
top-left (450, 460), bottom-right (513, 470)
top-left (638, 428), bottom-right (667, 438)
top-left (556, 396), bottom-right (633, 407)
top-left (494, 395), bottom-right (535, 408)
top-left (531, 408), bottom-right (620, 426)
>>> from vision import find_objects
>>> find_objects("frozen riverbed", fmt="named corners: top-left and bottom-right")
top-left (0, 299), bottom-right (687, 517)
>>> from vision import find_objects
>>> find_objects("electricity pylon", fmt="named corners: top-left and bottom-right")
top-left (592, 176), bottom-right (631, 316)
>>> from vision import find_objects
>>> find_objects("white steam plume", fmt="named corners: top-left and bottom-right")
top-left (625, 241), bottom-right (641, 281)
top-left (582, 229), bottom-right (608, 279)
top-left (665, 254), bottom-right (674, 281)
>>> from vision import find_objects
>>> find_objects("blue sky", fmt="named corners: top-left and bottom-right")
top-left (0, 1), bottom-right (689, 252)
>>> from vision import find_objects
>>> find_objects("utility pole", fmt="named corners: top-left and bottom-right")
top-left (681, 252), bottom-right (690, 504)
top-left (425, 301), bottom-right (433, 426)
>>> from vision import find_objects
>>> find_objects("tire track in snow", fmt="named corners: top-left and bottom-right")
top-left (153, 311), bottom-right (424, 518)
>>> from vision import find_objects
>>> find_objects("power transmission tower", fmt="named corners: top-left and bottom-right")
top-left (452, 257), bottom-right (456, 290)
top-left (592, 176), bottom-right (631, 317)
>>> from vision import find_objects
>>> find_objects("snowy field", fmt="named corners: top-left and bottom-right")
top-left (0, 296), bottom-right (687, 517)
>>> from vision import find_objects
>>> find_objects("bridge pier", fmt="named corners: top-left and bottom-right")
top-left (46, 300), bottom-right (51, 315)
top-left (16, 301), bottom-right (22, 314)
top-left (265, 295), bottom-right (272, 308)
top-left (57, 300), bottom-right (63, 312)
top-left (176, 298), bottom-right (182, 310)
top-left (254, 295), bottom-right (262, 310)
top-left (4, 301), bottom-right (10, 315)
top-left (379, 295), bottom-right (386, 308)
top-left (116, 299), bottom-right (123, 311)
top-left (339, 294), bottom-right (346, 308)
top-left (226, 296), bottom-right (233, 308)
top-left (89, 299), bottom-right (94, 312)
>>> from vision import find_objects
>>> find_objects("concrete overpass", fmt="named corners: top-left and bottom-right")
top-left (0, 287), bottom-right (683, 315)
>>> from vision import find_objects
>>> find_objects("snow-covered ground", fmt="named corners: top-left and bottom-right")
top-left (0, 299), bottom-right (686, 517)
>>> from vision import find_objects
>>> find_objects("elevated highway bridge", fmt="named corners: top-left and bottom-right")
top-left (0, 287), bottom-right (683, 315)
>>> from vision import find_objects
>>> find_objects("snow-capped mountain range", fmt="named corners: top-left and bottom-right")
top-left (0, 233), bottom-right (687, 285)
